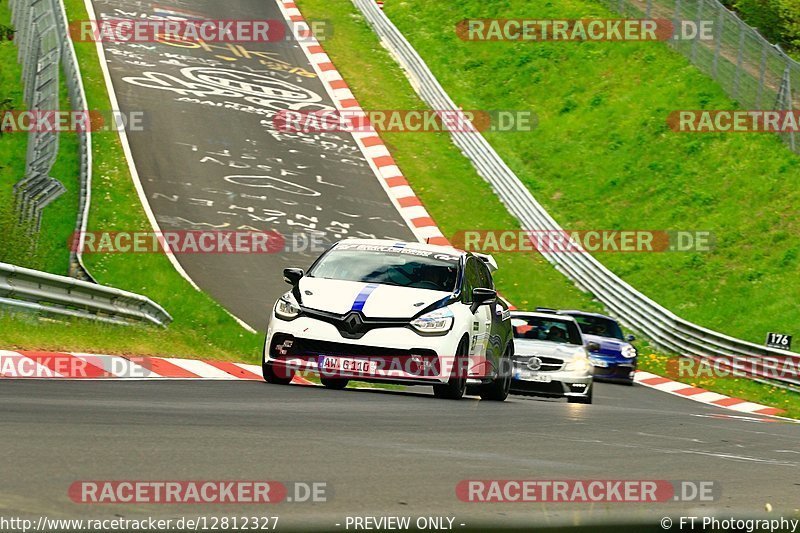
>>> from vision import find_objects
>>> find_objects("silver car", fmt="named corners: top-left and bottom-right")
top-left (509, 311), bottom-right (594, 404)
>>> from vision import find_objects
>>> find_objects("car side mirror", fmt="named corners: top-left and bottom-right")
top-left (470, 288), bottom-right (496, 314)
top-left (587, 341), bottom-right (601, 353)
top-left (625, 334), bottom-right (635, 342)
top-left (283, 268), bottom-right (304, 286)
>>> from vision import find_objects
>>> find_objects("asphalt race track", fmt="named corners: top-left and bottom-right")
top-left (1, 380), bottom-right (798, 528)
top-left (89, 0), bottom-right (416, 330)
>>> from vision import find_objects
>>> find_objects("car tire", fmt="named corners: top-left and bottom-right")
top-left (321, 377), bottom-right (349, 390)
top-left (568, 384), bottom-right (593, 404)
top-left (433, 338), bottom-right (469, 400)
top-left (479, 345), bottom-right (512, 402)
top-left (262, 360), bottom-right (294, 385)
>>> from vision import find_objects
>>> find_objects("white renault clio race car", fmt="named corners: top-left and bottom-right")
top-left (263, 239), bottom-right (514, 400)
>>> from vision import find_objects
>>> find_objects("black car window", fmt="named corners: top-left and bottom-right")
top-left (308, 248), bottom-right (459, 292)
top-left (510, 316), bottom-right (583, 345)
top-left (462, 257), bottom-right (481, 303)
top-left (569, 314), bottom-right (625, 340)
top-left (476, 258), bottom-right (493, 289)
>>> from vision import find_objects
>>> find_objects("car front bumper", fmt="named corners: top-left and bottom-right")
top-left (265, 315), bottom-right (486, 385)
top-left (510, 367), bottom-right (593, 398)
top-left (590, 356), bottom-right (636, 382)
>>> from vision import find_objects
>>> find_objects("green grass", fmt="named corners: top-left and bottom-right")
top-left (295, 0), bottom-right (799, 417)
top-left (0, 0), bottom-right (262, 362)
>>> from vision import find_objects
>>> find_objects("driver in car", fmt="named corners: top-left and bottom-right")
top-left (547, 326), bottom-right (567, 343)
top-left (413, 265), bottom-right (456, 291)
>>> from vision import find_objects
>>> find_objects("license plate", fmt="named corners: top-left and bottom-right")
top-left (318, 356), bottom-right (377, 374)
top-left (514, 370), bottom-right (551, 383)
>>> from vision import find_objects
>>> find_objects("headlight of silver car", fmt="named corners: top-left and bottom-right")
top-left (410, 308), bottom-right (454, 335)
top-left (565, 350), bottom-right (591, 372)
top-left (275, 292), bottom-right (301, 320)
top-left (621, 345), bottom-right (637, 358)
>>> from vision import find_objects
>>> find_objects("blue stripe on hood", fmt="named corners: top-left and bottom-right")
top-left (351, 283), bottom-right (380, 312)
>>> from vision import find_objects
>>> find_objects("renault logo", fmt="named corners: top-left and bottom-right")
top-left (526, 357), bottom-right (542, 371)
top-left (343, 311), bottom-right (364, 334)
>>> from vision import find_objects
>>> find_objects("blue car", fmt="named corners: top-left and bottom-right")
top-left (556, 310), bottom-right (638, 385)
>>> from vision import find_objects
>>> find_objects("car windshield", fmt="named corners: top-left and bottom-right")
top-left (570, 314), bottom-right (625, 340)
top-left (511, 316), bottom-right (583, 345)
top-left (308, 246), bottom-right (460, 292)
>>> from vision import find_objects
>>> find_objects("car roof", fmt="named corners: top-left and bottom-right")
top-left (559, 309), bottom-right (618, 321)
top-left (331, 239), bottom-right (503, 272)
top-left (511, 310), bottom-right (579, 324)
top-left (333, 238), bottom-right (468, 257)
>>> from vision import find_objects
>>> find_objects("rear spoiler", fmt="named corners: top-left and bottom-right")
top-left (473, 253), bottom-right (498, 272)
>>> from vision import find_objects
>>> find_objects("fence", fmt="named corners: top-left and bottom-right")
top-left (9, 0), bottom-right (93, 280)
top-left (9, 0), bottom-right (66, 228)
top-left (602, 0), bottom-right (799, 152)
top-left (0, 262), bottom-right (173, 326)
top-left (352, 0), bottom-right (800, 392)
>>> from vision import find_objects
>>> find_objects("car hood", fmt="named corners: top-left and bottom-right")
top-left (512, 339), bottom-right (585, 362)
top-left (582, 334), bottom-right (630, 356)
top-left (297, 277), bottom-right (451, 319)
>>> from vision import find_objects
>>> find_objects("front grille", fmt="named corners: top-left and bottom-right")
top-left (270, 334), bottom-right (437, 360)
top-left (302, 308), bottom-right (408, 339)
top-left (514, 355), bottom-right (564, 372)
top-left (511, 380), bottom-right (565, 395)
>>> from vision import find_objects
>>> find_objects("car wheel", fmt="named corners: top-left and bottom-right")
top-left (479, 345), bottom-right (512, 401)
top-left (262, 360), bottom-right (294, 385)
top-left (433, 338), bottom-right (469, 400)
top-left (321, 377), bottom-right (349, 390)
top-left (567, 384), bottom-right (593, 404)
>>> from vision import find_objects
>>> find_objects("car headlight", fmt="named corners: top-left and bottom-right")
top-left (621, 345), bottom-right (637, 358)
top-left (275, 292), bottom-right (301, 320)
top-left (566, 350), bottom-right (590, 372)
top-left (410, 308), bottom-right (454, 335)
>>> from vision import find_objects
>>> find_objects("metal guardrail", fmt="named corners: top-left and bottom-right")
top-left (9, 0), bottom-right (93, 281)
top-left (0, 262), bottom-right (173, 326)
top-left (352, 0), bottom-right (800, 391)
